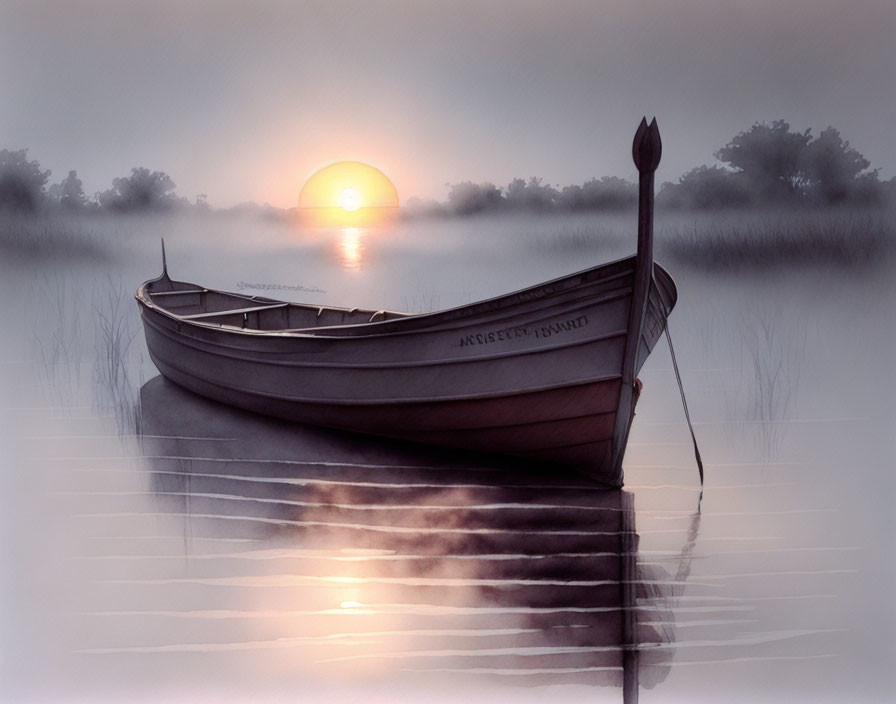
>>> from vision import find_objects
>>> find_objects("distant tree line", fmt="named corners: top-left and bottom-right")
top-left (0, 149), bottom-right (201, 214)
top-left (408, 121), bottom-right (894, 217)
top-left (405, 176), bottom-right (638, 218)
top-left (2, 120), bottom-right (893, 216)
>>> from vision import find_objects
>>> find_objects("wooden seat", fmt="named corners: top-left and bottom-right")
top-left (180, 303), bottom-right (289, 320)
top-left (151, 289), bottom-right (208, 297)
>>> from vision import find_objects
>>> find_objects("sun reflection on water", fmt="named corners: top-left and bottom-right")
top-left (338, 227), bottom-right (364, 271)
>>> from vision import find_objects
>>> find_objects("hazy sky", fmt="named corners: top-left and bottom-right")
top-left (2, 0), bottom-right (894, 208)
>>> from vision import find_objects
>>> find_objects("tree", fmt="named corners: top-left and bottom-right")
top-left (97, 167), bottom-right (179, 211)
top-left (0, 148), bottom-right (51, 211)
top-left (715, 120), bottom-right (812, 201)
top-left (659, 166), bottom-right (753, 210)
top-left (801, 127), bottom-right (872, 204)
top-left (504, 177), bottom-right (558, 211)
top-left (885, 177), bottom-right (896, 206)
top-left (48, 170), bottom-right (88, 209)
top-left (848, 171), bottom-right (888, 206)
top-left (446, 181), bottom-right (504, 215)
top-left (557, 184), bottom-right (584, 210)
top-left (557, 177), bottom-right (636, 211)
top-left (579, 177), bottom-right (636, 210)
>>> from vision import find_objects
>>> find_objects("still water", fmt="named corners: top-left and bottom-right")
top-left (1, 212), bottom-right (893, 702)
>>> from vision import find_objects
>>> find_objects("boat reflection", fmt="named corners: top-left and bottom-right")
top-left (136, 376), bottom-right (697, 701)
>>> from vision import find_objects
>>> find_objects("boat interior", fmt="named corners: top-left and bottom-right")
top-left (143, 279), bottom-right (408, 331)
top-left (139, 253), bottom-right (656, 336)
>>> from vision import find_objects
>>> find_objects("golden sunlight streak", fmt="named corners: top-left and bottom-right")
top-left (338, 227), bottom-right (363, 271)
top-left (299, 161), bottom-right (399, 226)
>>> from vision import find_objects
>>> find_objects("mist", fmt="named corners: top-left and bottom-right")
top-left (1, 206), bottom-right (894, 701)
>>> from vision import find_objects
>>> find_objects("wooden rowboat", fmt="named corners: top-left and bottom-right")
top-left (136, 119), bottom-right (675, 486)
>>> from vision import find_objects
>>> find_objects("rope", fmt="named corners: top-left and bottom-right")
top-left (664, 320), bottom-right (704, 485)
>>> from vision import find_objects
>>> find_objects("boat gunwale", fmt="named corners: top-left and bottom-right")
top-left (140, 282), bottom-right (636, 351)
top-left (140, 281), bottom-right (635, 347)
top-left (136, 253), bottom-right (671, 342)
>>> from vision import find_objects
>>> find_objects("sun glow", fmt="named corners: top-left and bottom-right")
top-left (339, 188), bottom-right (362, 212)
top-left (298, 161), bottom-right (398, 226)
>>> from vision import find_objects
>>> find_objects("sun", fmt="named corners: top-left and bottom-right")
top-left (338, 188), bottom-right (362, 212)
top-left (298, 161), bottom-right (399, 226)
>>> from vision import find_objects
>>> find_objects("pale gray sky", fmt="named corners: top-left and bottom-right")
top-left (2, 0), bottom-right (894, 207)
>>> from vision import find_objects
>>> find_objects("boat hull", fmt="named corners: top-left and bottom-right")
top-left (137, 255), bottom-right (676, 485)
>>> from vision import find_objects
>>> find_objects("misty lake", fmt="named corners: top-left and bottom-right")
top-left (1, 210), bottom-right (894, 703)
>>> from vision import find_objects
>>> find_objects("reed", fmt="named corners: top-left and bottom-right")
top-left (733, 303), bottom-right (808, 460)
top-left (0, 214), bottom-right (112, 262)
top-left (658, 208), bottom-right (894, 272)
top-left (29, 272), bottom-right (84, 408)
top-left (92, 276), bottom-right (143, 435)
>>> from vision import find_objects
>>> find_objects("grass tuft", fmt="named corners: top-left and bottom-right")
top-left (659, 209), bottom-right (894, 273)
top-left (0, 214), bottom-right (114, 261)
